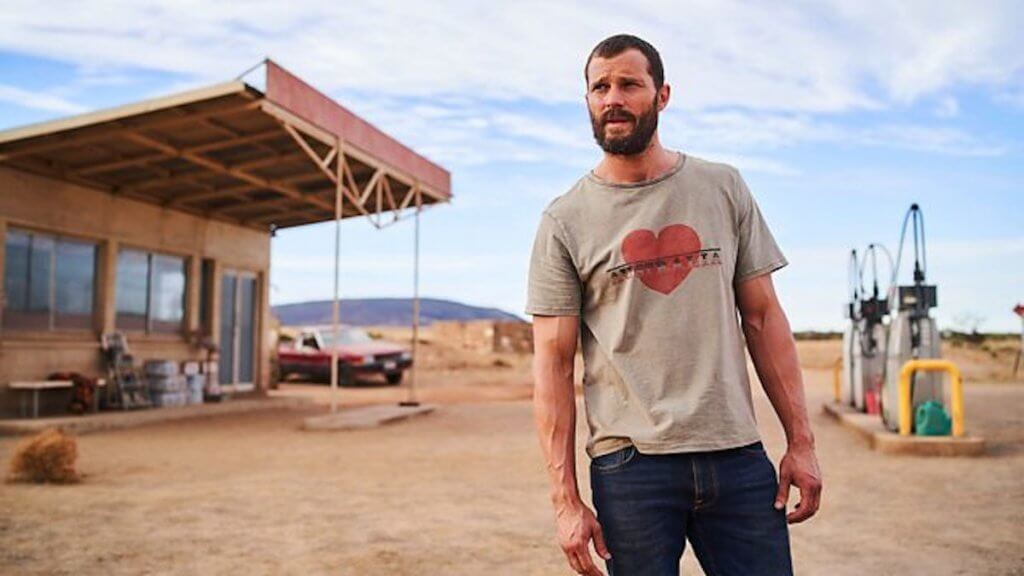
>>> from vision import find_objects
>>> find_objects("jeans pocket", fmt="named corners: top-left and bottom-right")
top-left (591, 445), bottom-right (638, 473)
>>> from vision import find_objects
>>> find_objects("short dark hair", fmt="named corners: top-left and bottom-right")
top-left (585, 34), bottom-right (664, 90)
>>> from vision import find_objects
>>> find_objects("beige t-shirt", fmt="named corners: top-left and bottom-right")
top-left (526, 153), bottom-right (787, 458)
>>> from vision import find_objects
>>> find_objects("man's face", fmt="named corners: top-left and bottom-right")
top-left (586, 49), bottom-right (666, 156)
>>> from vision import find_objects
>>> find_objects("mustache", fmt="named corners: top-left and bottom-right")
top-left (601, 109), bottom-right (636, 124)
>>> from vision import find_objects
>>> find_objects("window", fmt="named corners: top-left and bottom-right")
top-left (115, 249), bottom-right (186, 334)
top-left (3, 229), bottom-right (96, 331)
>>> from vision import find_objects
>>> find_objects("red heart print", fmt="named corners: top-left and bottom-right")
top-left (621, 224), bottom-right (701, 294)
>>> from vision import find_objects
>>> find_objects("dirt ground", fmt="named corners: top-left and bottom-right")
top-left (1, 333), bottom-right (1023, 575)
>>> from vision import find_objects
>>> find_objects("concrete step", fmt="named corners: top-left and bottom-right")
top-left (302, 403), bottom-right (436, 431)
top-left (823, 401), bottom-right (985, 457)
top-left (0, 396), bottom-right (313, 436)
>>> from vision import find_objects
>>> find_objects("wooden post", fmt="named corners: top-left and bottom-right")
top-left (186, 253), bottom-right (202, 335)
top-left (98, 239), bottom-right (119, 334)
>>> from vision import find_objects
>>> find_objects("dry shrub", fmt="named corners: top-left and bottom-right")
top-left (7, 428), bottom-right (80, 484)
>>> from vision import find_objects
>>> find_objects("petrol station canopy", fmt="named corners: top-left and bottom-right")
top-left (0, 60), bottom-right (451, 230)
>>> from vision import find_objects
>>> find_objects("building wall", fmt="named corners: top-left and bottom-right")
top-left (492, 321), bottom-right (533, 354)
top-left (432, 320), bottom-right (533, 354)
top-left (0, 167), bottom-right (272, 417)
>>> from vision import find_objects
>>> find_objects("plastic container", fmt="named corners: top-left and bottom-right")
top-left (151, 391), bottom-right (187, 408)
top-left (144, 360), bottom-right (179, 377)
top-left (915, 400), bottom-right (952, 436)
top-left (186, 374), bottom-right (205, 405)
top-left (147, 374), bottom-right (185, 393)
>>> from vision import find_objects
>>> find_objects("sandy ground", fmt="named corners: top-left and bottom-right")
top-left (1, 336), bottom-right (1023, 575)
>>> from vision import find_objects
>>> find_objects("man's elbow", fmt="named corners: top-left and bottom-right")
top-left (740, 305), bottom-right (769, 336)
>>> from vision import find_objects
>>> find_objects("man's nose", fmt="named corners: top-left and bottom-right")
top-left (603, 84), bottom-right (627, 107)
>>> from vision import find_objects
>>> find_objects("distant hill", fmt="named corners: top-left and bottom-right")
top-left (272, 297), bottom-right (523, 327)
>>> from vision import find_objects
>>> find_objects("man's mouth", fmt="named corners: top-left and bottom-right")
top-left (603, 112), bottom-right (635, 127)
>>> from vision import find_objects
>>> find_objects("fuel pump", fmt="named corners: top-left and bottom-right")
top-left (841, 245), bottom-right (891, 412)
top-left (841, 250), bottom-right (861, 408)
top-left (855, 244), bottom-right (890, 413)
top-left (881, 204), bottom-right (944, 432)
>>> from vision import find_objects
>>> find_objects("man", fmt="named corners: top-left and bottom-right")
top-left (527, 34), bottom-right (822, 576)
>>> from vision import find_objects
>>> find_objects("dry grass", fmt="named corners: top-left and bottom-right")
top-left (7, 428), bottom-right (80, 484)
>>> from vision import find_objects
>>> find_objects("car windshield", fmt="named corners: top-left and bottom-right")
top-left (319, 328), bottom-right (374, 346)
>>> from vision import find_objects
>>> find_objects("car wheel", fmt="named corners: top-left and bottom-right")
top-left (385, 372), bottom-right (403, 385)
top-left (339, 364), bottom-right (355, 387)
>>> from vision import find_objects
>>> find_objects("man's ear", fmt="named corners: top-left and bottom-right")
top-left (658, 83), bottom-right (671, 111)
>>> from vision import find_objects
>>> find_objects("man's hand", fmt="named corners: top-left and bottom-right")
top-left (774, 444), bottom-right (823, 523)
top-left (555, 501), bottom-right (611, 575)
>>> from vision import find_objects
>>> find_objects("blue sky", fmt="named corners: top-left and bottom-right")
top-left (1, 1), bottom-right (1022, 331)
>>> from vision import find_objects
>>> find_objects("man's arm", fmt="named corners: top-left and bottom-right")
top-left (735, 273), bottom-right (823, 524)
top-left (532, 315), bottom-right (610, 576)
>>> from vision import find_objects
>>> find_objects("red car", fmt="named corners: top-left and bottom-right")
top-left (277, 326), bottom-right (412, 385)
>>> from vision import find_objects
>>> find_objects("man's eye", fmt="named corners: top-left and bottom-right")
top-left (592, 84), bottom-right (608, 92)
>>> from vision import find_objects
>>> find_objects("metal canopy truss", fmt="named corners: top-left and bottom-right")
top-left (0, 63), bottom-right (451, 231)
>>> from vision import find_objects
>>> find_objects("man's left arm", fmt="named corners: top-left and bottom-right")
top-left (736, 272), bottom-right (823, 524)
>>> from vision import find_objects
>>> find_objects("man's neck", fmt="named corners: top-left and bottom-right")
top-left (592, 137), bottom-right (678, 184)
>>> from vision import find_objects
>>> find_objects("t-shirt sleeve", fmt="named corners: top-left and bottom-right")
top-left (525, 212), bottom-right (582, 316)
top-left (733, 170), bottom-right (788, 283)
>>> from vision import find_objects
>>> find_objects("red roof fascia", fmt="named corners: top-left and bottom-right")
top-left (264, 60), bottom-right (451, 197)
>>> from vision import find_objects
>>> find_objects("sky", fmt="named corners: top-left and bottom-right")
top-left (1, 1), bottom-right (1022, 331)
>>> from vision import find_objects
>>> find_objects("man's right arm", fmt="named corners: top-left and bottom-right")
top-left (532, 315), bottom-right (610, 576)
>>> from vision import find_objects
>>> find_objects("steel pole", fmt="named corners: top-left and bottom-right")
top-left (329, 153), bottom-right (343, 413)
top-left (405, 204), bottom-right (421, 406)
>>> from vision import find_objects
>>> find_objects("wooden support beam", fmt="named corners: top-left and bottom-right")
top-left (0, 99), bottom-right (262, 161)
top-left (199, 117), bottom-right (239, 138)
top-left (375, 172), bottom-right (383, 226)
top-left (124, 131), bottom-right (333, 212)
top-left (247, 207), bottom-right (324, 225)
top-left (359, 169), bottom-right (384, 205)
top-left (219, 183), bottom-right (338, 216)
top-left (76, 151), bottom-right (168, 175)
top-left (153, 138), bottom-right (330, 206)
top-left (340, 160), bottom-right (372, 218)
top-left (120, 168), bottom-right (214, 194)
top-left (321, 148), bottom-right (337, 170)
top-left (219, 196), bottom-right (297, 216)
top-left (229, 150), bottom-right (306, 173)
top-left (99, 131), bottom-right (288, 193)
top-left (382, 176), bottom-right (399, 222)
top-left (281, 121), bottom-right (338, 184)
top-left (16, 156), bottom-right (116, 193)
top-left (167, 182), bottom-right (260, 206)
top-left (187, 127), bottom-right (282, 154)
top-left (399, 181), bottom-right (419, 210)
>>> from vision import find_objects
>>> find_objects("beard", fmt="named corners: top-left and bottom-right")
top-left (590, 97), bottom-right (659, 156)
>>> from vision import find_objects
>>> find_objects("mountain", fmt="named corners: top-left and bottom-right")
top-left (271, 297), bottom-right (524, 327)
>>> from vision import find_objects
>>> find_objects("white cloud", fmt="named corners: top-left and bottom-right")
top-left (1, 1), bottom-right (1022, 113)
top-left (769, 237), bottom-right (1024, 332)
top-left (0, 84), bottom-right (88, 114)
top-left (661, 108), bottom-right (1006, 159)
top-left (0, 1), bottom-right (1016, 169)
top-left (934, 96), bottom-right (960, 118)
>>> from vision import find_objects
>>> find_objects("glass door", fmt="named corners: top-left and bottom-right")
top-left (218, 270), bottom-right (258, 390)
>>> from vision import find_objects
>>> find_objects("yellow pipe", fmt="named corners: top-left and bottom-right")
top-left (832, 357), bottom-right (843, 403)
top-left (898, 359), bottom-right (964, 437)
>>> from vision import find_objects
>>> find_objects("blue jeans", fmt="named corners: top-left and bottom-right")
top-left (590, 442), bottom-right (792, 576)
